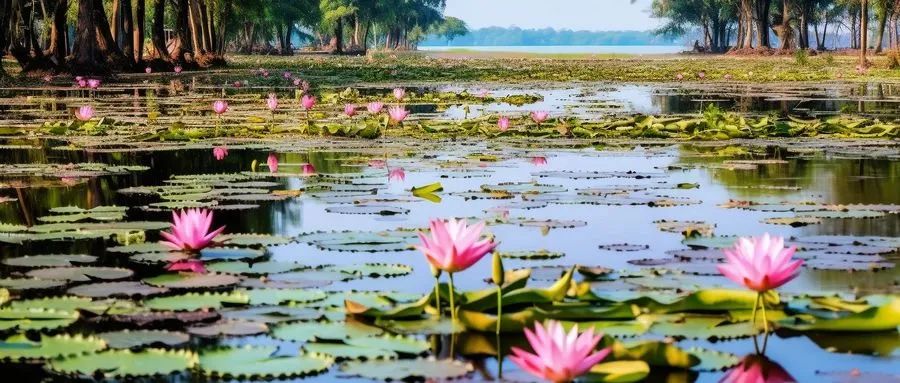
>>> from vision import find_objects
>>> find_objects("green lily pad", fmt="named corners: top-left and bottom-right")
top-left (68, 281), bottom-right (169, 298)
top-left (243, 288), bottom-right (328, 305)
top-left (143, 291), bottom-right (250, 311)
top-left (0, 307), bottom-right (79, 331)
top-left (0, 277), bottom-right (67, 291)
top-left (188, 321), bottom-right (269, 337)
top-left (0, 333), bottom-right (106, 360)
top-left (327, 263), bottom-right (413, 278)
top-left (48, 348), bottom-right (198, 378)
top-left (199, 346), bottom-right (333, 379)
top-left (302, 342), bottom-right (398, 361)
top-left (206, 261), bottom-right (306, 275)
top-left (339, 357), bottom-right (472, 381)
top-left (587, 361), bottom-right (651, 383)
top-left (3, 254), bottom-right (97, 267)
top-left (143, 273), bottom-right (241, 289)
top-left (220, 233), bottom-right (292, 247)
top-left (345, 334), bottom-right (430, 355)
top-left (98, 330), bottom-right (189, 349)
top-left (27, 267), bottom-right (133, 282)
top-left (272, 320), bottom-right (384, 342)
top-left (221, 306), bottom-right (324, 323)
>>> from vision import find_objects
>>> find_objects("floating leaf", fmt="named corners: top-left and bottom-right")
top-left (272, 320), bottom-right (384, 342)
top-left (143, 273), bottom-right (241, 289)
top-left (3, 254), bottom-right (97, 268)
top-left (27, 266), bottom-right (133, 282)
top-left (143, 291), bottom-right (250, 311)
top-left (0, 334), bottom-right (106, 360)
top-left (98, 330), bottom-right (189, 349)
top-left (586, 361), bottom-right (650, 383)
top-left (199, 346), bottom-right (333, 379)
top-left (48, 348), bottom-right (197, 378)
top-left (188, 320), bottom-right (269, 337)
top-left (68, 281), bottom-right (168, 298)
top-left (339, 357), bottom-right (472, 381)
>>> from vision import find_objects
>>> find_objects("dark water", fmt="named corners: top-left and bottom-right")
top-left (0, 139), bottom-right (897, 381)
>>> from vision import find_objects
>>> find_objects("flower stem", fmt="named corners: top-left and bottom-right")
top-left (448, 272), bottom-right (457, 325)
top-left (751, 292), bottom-right (760, 330)
top-left (496, 286), bottom-right (502, 334)
top-left (433, 276), bottom-right (442, 317)
top-left (761, 294), bottom-right (769, 335)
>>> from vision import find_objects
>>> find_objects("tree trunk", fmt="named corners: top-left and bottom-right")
top-left (755, 0), bottom-right (771, 47)
top-left (799, 0), bottom-right (809, 49)
top-left (170, 0), bottom-right (193, 62)
top-left (330, 17), bottom-right (344, 53)
top-left (779, 0), bottom-right (793, 50)
top-left (46, 0), bottom-right (68, 65)
top-left (121, 0), bottom-right (134, 63)
top-left (134, 0), bottom-right (145, 62)
top-left (110, 0), bottom-right (120, 43)
top-left (151, 0), bottom-right (169, 61)
top-left (860, 0), bottom-right (868, 65)
top-left (72, 0), bottom-right (129, 74)
top-left (874, 6), bottom-right (888, 53)
top-left (0, 0), bottom-right (10, 77)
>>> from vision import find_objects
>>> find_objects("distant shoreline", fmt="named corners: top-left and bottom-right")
top-left (418, 45), bottom-right (686, 55)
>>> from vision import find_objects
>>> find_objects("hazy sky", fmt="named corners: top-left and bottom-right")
top-left (444, 0), bottom-right (659, 31)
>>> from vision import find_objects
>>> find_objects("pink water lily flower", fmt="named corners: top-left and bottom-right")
top-left (77, 79), bottom-right (87, 88)
top-left (74, 106), bottom-right (95, 121)
top-left (388, 167), bottom-right (405, 182)
top-left (212, 146), bottom-right (228, 161)
top-left (174, 65), bottom-right (182, 74)
top-left (531, 111), bottom-right (549, 124)
top-left (368, 159), bottom-right (386, 168)
top-left (267, 153), bottom-right (279, 173)
top-left (497, 116), bottom-right (510, 132)
top-left (166, 259), bottom-right (207, 274)
top-left (301, 95), bottom-right (316, 110)
top-left (531, 156), bottom-right (548, 166)
top-left (367, 101), bottom-right (384, 114)
top-left (698, 71), bottom-right (706, 80)
top-left (87, 79), bottom-right (101, 89)
top-left (233, 81), bottom-right (242, 88)
top-left (510, 320), bottom-right (611, 383)
top-left (301, 163), bottom-right (316, 175)
top-left (676, 73), bottom-right (685, 81)
top-left (720, 354), bottom-right (796, 383)
top-left (415, 218), bottom-right (497, 273)
top-left (717, 233), bottom-right (802, 292)
top-left (388, 106), bottom-right (409, 124)
top-left (283, 71), bottom-right (292, 79)
top-left (266, 93), bottom-right (279, 112)
top-left (344, 104), bottom-right (357, 117)
top-left (393, 87), bottom-right (406, 100)
top-left (42, 74), bottom-right (53, 83)
top-left (145, 67), bottom-right (152, 74)
top-left (159, 208), bottom-right (225, 252)
top-left (724, 74), bottom-right (733, 80)
top-left (212, 100), bottom-right (228, 115)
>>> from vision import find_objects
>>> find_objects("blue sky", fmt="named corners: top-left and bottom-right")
top-left (443, 0), bottom-right (659, 31)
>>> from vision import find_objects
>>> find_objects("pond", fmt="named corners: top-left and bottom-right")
top-left (0, 137), bottom-right (897, 381)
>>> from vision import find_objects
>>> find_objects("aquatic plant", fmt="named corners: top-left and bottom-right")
top-left (388, 106), bottom-right (410, 124)
top-left (510, 320), bottom-right (610, 383)
top-left (717, 234), bottom-right (802, 335)
top-left (344, 104), bottom-right (357, 117)
top-left (415, 218), bottom-right (497, 323)
top-left (388, 167), bottom-right (405, 182)
top-left (393, 88), bottom-right (406, 101)
top-left (74, 106), bottom-right (94, 121)
top-left (367, 101), bottom-right (385, 114)
top-left (301, 95), bottom-right (316, 110)
top-left (720, 354), bottom-right (796, 383)
top-left (531, 111), bottom-right (550, 125)
top-left (302, 163), bottom-right (316, 176)
top-left (498, 116), bottom-right (510, 132)
top-left (160, 209), bottom-right (225, 252)
top-left (267, 153), bottom-right (279, 173)
top-left (174, 65), bottom-right (183, 74)
top-left (212, 146), bottom-right (228, 161)
top-left (166, 259), bottom-right (207, 274)
top-left (266, 93), bottom-right (279, 112)
top-left (212, 100), bottom-right (228, 115)
top-left (491, 252), bottom-right (504, 333)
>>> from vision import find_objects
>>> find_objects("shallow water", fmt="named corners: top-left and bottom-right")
top-left (0, 139), bottom-right (897, 381)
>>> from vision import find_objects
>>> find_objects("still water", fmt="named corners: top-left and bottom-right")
top-left (0, 139), bottom-right (896, 381)
top-left (419, 45), bottom-right (686, 55)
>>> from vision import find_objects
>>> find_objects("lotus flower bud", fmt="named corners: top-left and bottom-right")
top-left (491, 252), bottom-right (504, 286)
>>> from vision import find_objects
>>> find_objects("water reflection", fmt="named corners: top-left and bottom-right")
top-left (721, 354), bottom-right (796, 383)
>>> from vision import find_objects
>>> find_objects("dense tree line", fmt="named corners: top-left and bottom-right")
top-left (420, 27), bottom-right (678, 46)
top-left (652, 0), bottom-right (900, 62)
top-left (1, 0), bottom-right (464, 75)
